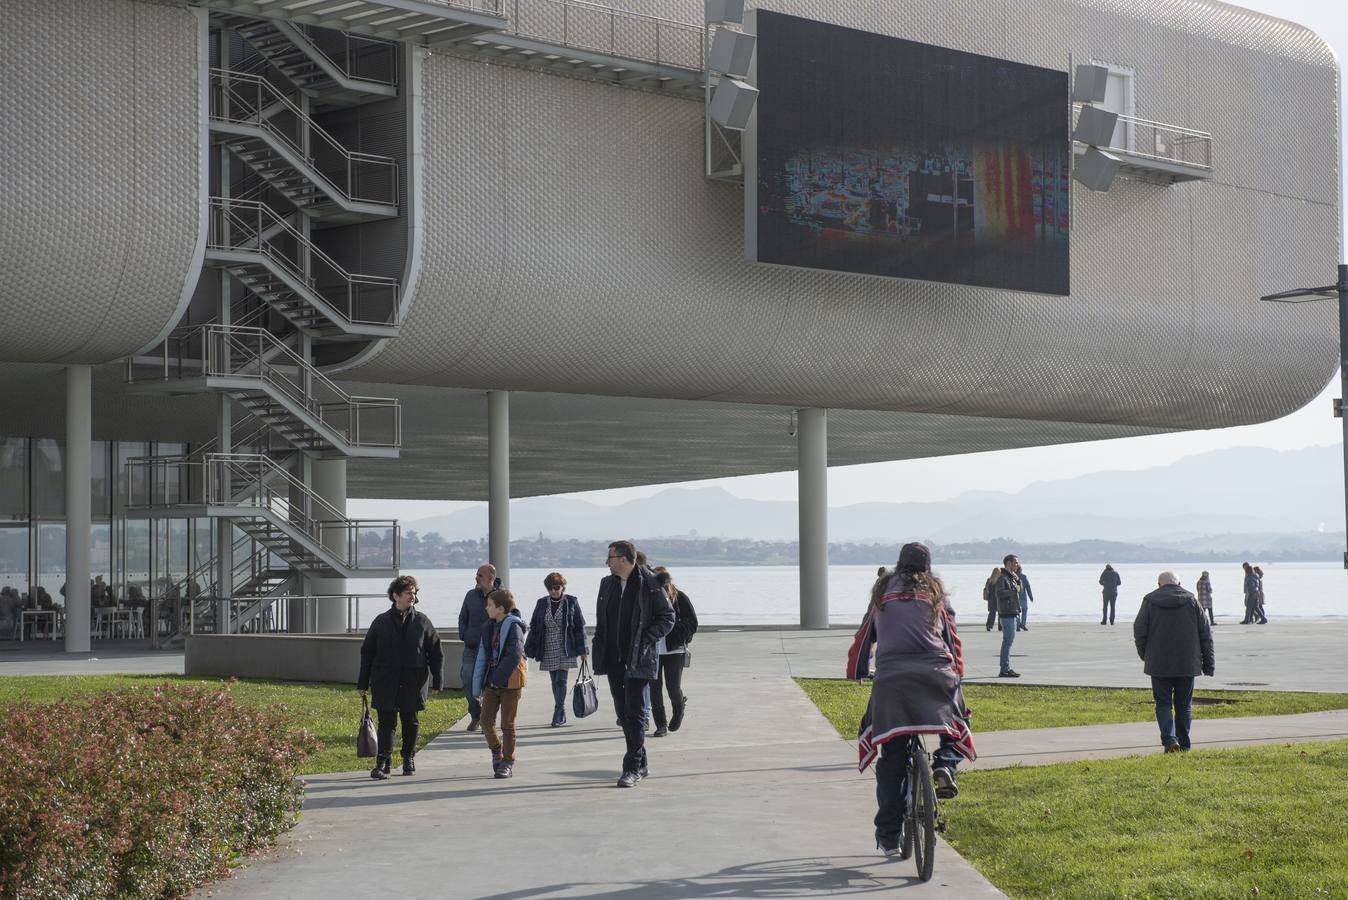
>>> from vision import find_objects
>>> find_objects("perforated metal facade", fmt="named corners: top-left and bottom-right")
top-left (341, 0), bottom-right (1340, 433)
top-left (0, 0), bottom-right (204, 364)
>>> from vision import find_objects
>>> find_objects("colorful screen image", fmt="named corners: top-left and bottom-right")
top-left (750, 11), bottom-right (1071, 295)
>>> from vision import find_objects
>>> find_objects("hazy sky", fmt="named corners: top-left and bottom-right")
top-left (353, 0), bottom-right (1345, 522)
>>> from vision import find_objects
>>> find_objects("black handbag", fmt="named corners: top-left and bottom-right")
top-left (356, 695), bottom-right (379, 758)
top-left (572, 660), bottom-right (599, 719)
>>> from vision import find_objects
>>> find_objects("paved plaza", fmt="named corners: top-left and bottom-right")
top-left (5, 620), bottom-right (1347, 897)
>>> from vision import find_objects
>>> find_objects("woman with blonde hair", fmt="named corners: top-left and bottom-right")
top-left (983, 567), bottom-right (1002, 631)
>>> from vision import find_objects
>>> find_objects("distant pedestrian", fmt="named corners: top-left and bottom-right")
top-left (358, 575), bottom-right (444, 779)
top-left (1098, 564), bottom-right (1121, 625)
top-left (523, 572), bottom-right (588, 727)
top-left (983, 567), bottom-right (1002, 631)
top-left (1196, 571), bottom-right (1215, 625)
top-left (992, 555), bottom-right (1024, 677)
top-left (458, 564), bottom-right (498, 731)
top-left (472, 589), bottom-right (528, 778)
top-left (847, 542), bottom-right (975, 857)
top-left (592, 540), bottom-right (674, 788)
top-left (1133, 571), bottom-right (1214, 753)
top-left (650, 567), bottom-right (698, 736)
top-left (1252, 566), bottom-right (1268, 624)
top-left (1010, 557), bottom-right (1035, 630)
top-left (1240, 562), bottom-right (1258, 625)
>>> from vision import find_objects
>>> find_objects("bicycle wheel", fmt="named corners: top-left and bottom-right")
top-left (911, 742), bottom-right (937, 882)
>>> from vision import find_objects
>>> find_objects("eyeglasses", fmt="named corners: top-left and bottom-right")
top-left (605, 555), bottom-right (623, 562)
top-left (547, 584), bottom-right (563, 591)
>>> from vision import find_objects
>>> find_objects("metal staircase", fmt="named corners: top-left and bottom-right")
top-left (130, 324), bottom-right (401, 458)
top-left (208, 197), bottom-right (401, 338)
top-left (221, 15), bottom-right (399, 105)
top-left (210, 68), bottom-right (398, 222)
top-left (124, 452), bottom-right (399, 582)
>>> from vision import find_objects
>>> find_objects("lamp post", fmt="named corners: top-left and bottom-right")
top-left (1260, 263), bottom-right (1348, 570)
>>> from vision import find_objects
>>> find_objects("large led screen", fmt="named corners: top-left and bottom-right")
top-left (747, 11), bottom-right (1071, 295)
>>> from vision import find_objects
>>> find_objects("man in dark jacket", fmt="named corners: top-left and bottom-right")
top-left (358, 575), bottom-right (443, 779)
top-left (457, 564), bottom-right (496, 731)
top-left (1133, 571), bottom-right (1215, 753)
top-left (992, 555), bottom-right (1024, 677)
top-left (1099, 564), bottom-right (1122, 625)
top-left (592, 540), bottom-right (674, 788)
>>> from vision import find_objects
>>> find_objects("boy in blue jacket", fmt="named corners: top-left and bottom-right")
top-left (472, 589), bottom-right (528, 778)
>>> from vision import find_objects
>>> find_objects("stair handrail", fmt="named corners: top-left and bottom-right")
top-left (291, 24), bottom-right (399, 88)
top-left (203, 324), bottom-right (400, 450)
top-left (210, 68), bottom-right (398, 206)
top-left (209, 197), bottom-right (400, 328)
top-left (204, 452), bottom-right (399, 569)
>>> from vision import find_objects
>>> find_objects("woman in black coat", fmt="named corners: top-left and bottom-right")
top-left (651, 567), bottom-right (698, 736)
top-left (358, 575), bottom-right (443, 779)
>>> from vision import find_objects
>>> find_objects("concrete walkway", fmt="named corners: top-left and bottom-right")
top-left (200, 622), bottom-right (1348, 899)
top-left (205, 631), bottom-right (1007, 899)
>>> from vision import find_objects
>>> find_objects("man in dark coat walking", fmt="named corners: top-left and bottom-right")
top-left (1133, 571), bottom-right (1214, 753)
top-left (592, 540), bottom-right (674, 788)
top-left (457, 564), bottom-right (496, 731)
top-left (1099, 564), bottom-right (1122, 625)
top-left (992, 555), bottom-right (1024, 677)
top-left (359, 575), bottom-right (444, 779)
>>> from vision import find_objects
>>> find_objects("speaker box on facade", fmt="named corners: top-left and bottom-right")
top-left (1073, 104), bottom-right (1119, 147)
top-left (709, 27), bottom-right (756, 77)
top-left (705, 0), bottom-right (744, 25)
top-left (710, 78), bottom-right (759, 130)
top-left (1074, 146), bottom-right (1122, 191)
top-left (1072, 64), bottom-right (1109, 103)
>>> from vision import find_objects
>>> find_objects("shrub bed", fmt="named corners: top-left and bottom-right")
top-left (0, 684), bottom-right (316, 899)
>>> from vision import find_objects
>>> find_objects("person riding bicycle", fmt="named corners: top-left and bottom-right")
top-left (847, 542), bottom-right (975, 857)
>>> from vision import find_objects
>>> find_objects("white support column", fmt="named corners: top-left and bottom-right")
top-left (487, 390), bottom-right (510, 589)
top-left (311, 458), bottom-right (348, 633)
top-left (797, 407), bottom-right (829, 629)
top-left (64, 366), bottom-right (92, 653)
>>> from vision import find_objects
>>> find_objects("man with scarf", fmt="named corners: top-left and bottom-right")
top-left (592, 540), bottom-right (674, 788)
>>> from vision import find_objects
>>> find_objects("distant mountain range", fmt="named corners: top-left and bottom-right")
top-left (402, 444), bottom-right (1345, 546)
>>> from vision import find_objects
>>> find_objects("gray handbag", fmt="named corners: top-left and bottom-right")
top-left (356, 695), bottom-right (379, 758)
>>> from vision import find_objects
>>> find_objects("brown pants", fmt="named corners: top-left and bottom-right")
top-left (481, 686), bottom-right (522, 763)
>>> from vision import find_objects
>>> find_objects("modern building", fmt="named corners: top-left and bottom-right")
top-left (1, 0), bottom-right (1339, 654)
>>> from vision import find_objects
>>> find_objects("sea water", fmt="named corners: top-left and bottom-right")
top-left (348, 561), bottom-right (1347, 629)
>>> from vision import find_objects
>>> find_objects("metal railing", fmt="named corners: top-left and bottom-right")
top-left (1074, 104), bottom-right (1213, 172)
top-left (204, 453), bottom-right (400, 572)
top-left (293, 25), bottom-right (400, 87)
top-left (203, 324), bottom-right (402, 449)
top-left (506, 0), bottom-right (704, 71)
top-left (210, 68), bottom-right (399, 206)
top-left (209, 197), bottom-right (401, 328)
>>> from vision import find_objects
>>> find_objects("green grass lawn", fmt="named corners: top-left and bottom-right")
top-left (796, 678), bottom-right (1348, 736)
top-left (945, 740), bottom-right (1348, 899)
top-left (0, 674), bottom-right (466, 775)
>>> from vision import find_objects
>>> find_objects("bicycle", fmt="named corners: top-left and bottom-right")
top-left (897, 733), bottom-right (939, 882)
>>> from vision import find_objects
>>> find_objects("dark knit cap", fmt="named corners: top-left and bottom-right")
top-left (896, 542), bottom-right (932, 574)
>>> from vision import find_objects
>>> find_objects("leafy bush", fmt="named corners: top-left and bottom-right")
top-left (0, 684), bottom-right (316, 899)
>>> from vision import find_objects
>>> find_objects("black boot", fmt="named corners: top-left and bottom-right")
top-left (402, 754), bottom-right (415, 776)
top-left (371, 755), bottom-right (391, 780)
top-left (669, 699), bottom-right (685, 732)
top-left (652, 706), bottom-right (668, 738)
